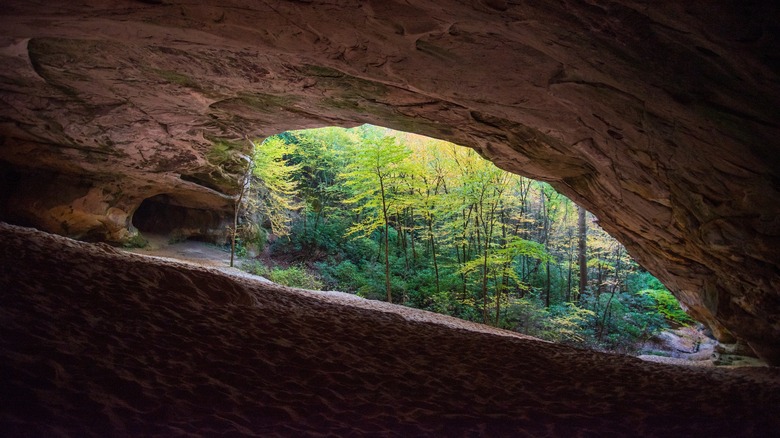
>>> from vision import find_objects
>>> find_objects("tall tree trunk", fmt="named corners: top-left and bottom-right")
top-left (481, 242), bottom-right (489, 324)
top-left (428, 218), bottom-right (440, 294)
top-left (541, 190), bottom-right (551, 307)
top-left (577, 205), bottom-right (588, 304)
top-left (409, 207), bottom-right (417, 266)
top-left (597, 285), bottom-right (618, 342)
top-left (379, 174), bottom-right (392, 302)
top-left (545, 259), bottom-right (551, 308)
top-left (479, 195), bottom-right (498, 324)
top-left (560, 202), bottom-right (572, 302)
top-left (459, 207), bottom-right (471, 296)
top-left (302, 205), bottom-right (307, 241)
top-left (230, 141), bottom-right (254, 267)
top-left (598, 246), bottom-right (622, 341)
top-left (474, 208), bottom-right (487, 323)
top-left (566, 247), bottom-right (573, 302)
top-left (314, 208), bottom-right (322, 232)
top-left (397, 206), bottom-right (409, 271)
top-left (496, 208), bottom-right (509, 326)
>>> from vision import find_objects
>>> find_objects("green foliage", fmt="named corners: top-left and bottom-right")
top-left (249, 137), bottom-right (301, 236)
top-left (504, 297), bottom-right (552, 337)
top-left (625, 270), bottom-right (665, 294)
top-left (504, 298), bottom-right (595, 345)
top-left (269, 266), bottom-right (323, 290)
top-left (233, 240), bottom-right (248, 258)
top-left (241, 260), bottom-right (271, 277)
top-left (207, 140), bottom-right (241, 166)
top-left (240, 260), bottom-right (323, 290)
top-left (639, 288), bottom-right (695, 326)
top-left (576, 290), bottom-right (670, 353)
top-left (272, 210), bottom-right (381, 266)
top-left (339, 130), bottom-right (413, 238)
top-left (626, 269), bottom-right (693, 326)
top-left (317, 259), bottom-right (363, 291)
top-left (239, 124), bottom-right (695, 355)
top-left (122, 233), bottom-right (149, 248)
top-left (545, 303), bottom-right (597, 344)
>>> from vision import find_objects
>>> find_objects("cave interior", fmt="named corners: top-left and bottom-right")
top-left (0, 0), bottom-right (779, 435)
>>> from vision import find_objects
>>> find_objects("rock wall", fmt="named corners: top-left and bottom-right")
top-left (0, 1), bottom-right (778, 362)
top-left (2, 222), bottom-right (779, 435)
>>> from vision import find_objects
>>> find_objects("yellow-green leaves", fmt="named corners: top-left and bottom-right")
top-left (250, 137), bottom-right (301, 236)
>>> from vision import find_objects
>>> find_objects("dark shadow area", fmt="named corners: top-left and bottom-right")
top-left (0, 160), bottom-right (21, 222)
top-left (133, 194), bottom-right (228, 243)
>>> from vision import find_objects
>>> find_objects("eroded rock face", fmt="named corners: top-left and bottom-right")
top-left (0, 1), bottom-right (778, 361)
top-left (2, 222), bottom-right (780, 435)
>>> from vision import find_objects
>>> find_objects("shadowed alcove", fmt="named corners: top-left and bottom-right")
top-left (132, 194), bottom-right (228, 243)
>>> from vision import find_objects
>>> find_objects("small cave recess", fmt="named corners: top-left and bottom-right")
top-left (132, 194), bottom-right (229, 243)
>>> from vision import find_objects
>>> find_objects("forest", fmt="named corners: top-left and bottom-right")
top-left (234, 125), bottom-right (693, 353)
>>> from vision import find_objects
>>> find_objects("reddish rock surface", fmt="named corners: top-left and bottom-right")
top-left (0, 2), bottom-right (778, 360)
top-left (2, 223), bottom-right (779, 436)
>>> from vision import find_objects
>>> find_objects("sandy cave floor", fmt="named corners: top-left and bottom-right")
top-left (123, 234), bottom-right (235, 268)
top-left (1, 223), bottom-right (779, 437)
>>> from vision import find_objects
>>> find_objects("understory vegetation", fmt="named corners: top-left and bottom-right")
top-left (235, 125), bottom-right (692, 353)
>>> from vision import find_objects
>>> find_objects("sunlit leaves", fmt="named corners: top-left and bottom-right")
top-left (339, 131), bottom-right (413, 238)
top-left (250, 136), bottom-right (301, 236)
top-left (244, 124), bottom-right (692, 353)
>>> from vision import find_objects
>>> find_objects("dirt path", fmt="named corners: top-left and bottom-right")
top-left (124, 234), bottom-right (234, 268)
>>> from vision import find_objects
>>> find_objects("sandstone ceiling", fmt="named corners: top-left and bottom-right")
top-left (0, 1), bottom-right (779, 363)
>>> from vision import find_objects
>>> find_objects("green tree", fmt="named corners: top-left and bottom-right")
top-left (231, 135), bottom-right (301, 267)
top-left (250, 136), bottom-right (301, 236)
top-left (340, 129), bottom-right (413, 302)
top-left (286, 127), bottom-right (355, 237)
top-left (239, 125), bottom-right (695, 354)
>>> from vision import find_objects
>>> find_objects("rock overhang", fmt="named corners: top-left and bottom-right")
top-left (0, 0), bottom-right (778, 362)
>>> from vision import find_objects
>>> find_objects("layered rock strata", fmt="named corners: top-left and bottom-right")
top-left (0, 1), bottom-right (778, 361)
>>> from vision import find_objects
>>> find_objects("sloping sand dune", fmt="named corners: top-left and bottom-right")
top-left (1, 223), bottom-right (778, 437)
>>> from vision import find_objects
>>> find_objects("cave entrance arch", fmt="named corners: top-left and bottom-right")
top-left (0, 0), bottom-right (776, 363)
top-left (132, 194), bottom-right (229, 243)
top-left (254, 125), bottom-right (693, 346)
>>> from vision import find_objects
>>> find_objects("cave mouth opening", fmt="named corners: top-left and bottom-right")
top-left (132, 194), bottom-right (229, 244)
top-left (241, 124), bottom-right (706, 358)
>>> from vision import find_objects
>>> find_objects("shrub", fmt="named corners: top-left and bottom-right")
top-left (122, 233), bottom-right (148, 248)
top-left (579, 291), bottom-right (670, 353)
top-left (639, 288), bottom-right (695, 326)
top-left (234, 240), bottom-right (248, 258)
top-left (269, 266), bottom-right (323, 290)
top-left (241, 260), bottom-right (271, 277)
top-left (240, 260), bottom-right (323, 290)
top-left (504, 297), bottom-right (552, 339)
top-left (316, 259), bottom-right (368, 292)
top-left (544, 303), bottom-right (596, 344)
top-left (505, 298), bottom-right (596, 346)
